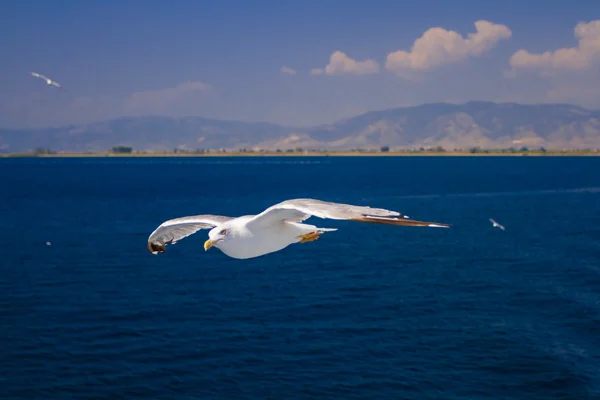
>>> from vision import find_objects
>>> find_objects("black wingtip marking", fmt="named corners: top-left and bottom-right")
top-left (147, 242), bottom-right (166, 254)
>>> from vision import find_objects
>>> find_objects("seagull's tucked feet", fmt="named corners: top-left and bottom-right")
top-left (297, 231), bottom-right (322, 243)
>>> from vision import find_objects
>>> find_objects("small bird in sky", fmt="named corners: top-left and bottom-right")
top-left (29, 72), bottom-right (64, 89)
top-left (489, 218), bottom-right (505, 231)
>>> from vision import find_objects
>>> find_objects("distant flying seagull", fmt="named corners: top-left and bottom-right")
top-left (489, 218), bottom-right (505, 231)
top-left (29, 72), bottom-right (63, 89)
top-left (147, 198), bottom-right (451, 260)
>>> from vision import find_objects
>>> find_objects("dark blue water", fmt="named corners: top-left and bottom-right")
top-left (1, 156), bottom-right (600, 399)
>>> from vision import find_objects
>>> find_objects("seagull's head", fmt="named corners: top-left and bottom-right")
top-left (204, 225), bottom-right (231, 251)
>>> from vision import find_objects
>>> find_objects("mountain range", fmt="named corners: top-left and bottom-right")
top-left (2, 101), bottom-right (600, 153)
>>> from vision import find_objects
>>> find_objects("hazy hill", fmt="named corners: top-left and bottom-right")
top-left (300, 101), bottom-right (600, 150)
top-left (2, 101), bottom-right (600, 152)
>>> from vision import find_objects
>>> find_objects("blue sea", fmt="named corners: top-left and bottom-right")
top-left (1, 156), bottom-right (600, 399)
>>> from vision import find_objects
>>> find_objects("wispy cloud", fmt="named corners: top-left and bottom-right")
top-left (311, 51), bottom-right (379, 76)
top-left (507, 20), bottom-right (600, 77)
top-left (280, 66), bottom-right (297, 75)
top-left (0, 92), bottom-right (118, 129)
top-left (125, 81), bottom-right (211, 114)
top-left (1, 81), bottom-right (215, 128)
top-left (386, 20), bottom-right (512, 77)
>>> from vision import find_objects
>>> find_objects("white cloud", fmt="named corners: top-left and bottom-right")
top-left (280, 66), bottom-right (297, 75)
top-left (311, 51), bottom-right (380, 75)
top-left (508, 20), bottom-right (600, 76)
top-left (125, 81), bottom-right (211, 114)
top-left (385, 20), bottom-right (512, 76)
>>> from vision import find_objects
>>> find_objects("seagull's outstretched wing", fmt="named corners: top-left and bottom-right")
top-left (147, 215), bottom-right (233, 254)
top-left (247, 198), bottom-right (450, 229)
top-left (30, 72), bottom-right (47, 80)
top-left (49, 80), bottom-right (62, 88)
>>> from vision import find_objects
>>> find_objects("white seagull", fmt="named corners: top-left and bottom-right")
top-left (147, 198), bottom-right (451, 260)
top-left (29, 72), bottom-right (63, 89)
top-left (489, 218), bottom-right (505, 231)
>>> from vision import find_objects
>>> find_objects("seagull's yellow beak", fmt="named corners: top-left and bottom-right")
top-left (204, 239), bottom-right (215, 251)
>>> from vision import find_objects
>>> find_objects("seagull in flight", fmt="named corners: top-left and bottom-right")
top-left (489, 218), bottom-right (505, 231)
top-left (147, 198), bottom-right (451, 260)
top-left (29, 72), bottom-right (63, 89)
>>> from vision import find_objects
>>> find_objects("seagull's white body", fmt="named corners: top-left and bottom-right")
top-left (489, 218), bottom-right (505, 231)
top-left (147, 198), bottom-right (451, 260)
top-left (29, 72), bottom-right (62, 88)
top-left (211, 216), bottom-right (334, 259)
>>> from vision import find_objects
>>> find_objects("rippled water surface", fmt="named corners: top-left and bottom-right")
top-left (1, 156), bottom-right (600, 399)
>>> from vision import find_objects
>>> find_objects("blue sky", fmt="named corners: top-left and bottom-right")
top-left (1, 0), bottom-right (599, 128)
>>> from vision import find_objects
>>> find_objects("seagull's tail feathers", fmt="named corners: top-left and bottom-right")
top-left (351, 215), bottom-right (451, 228)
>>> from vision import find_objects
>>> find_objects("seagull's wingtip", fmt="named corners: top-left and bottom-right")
top-left (147, 241), bottom-right (166, 254)
top-left (428, 223), bottom-right (451, 228)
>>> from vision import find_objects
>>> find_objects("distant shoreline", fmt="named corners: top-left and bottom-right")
top-left (2, 150), bottom-right (600, 158)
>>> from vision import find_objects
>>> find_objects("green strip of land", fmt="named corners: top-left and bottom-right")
top-left (2, 150), bottom-right (600, 157)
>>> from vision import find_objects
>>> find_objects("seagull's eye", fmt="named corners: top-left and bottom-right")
top-left (219, 229), bottom-right (227, 235)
